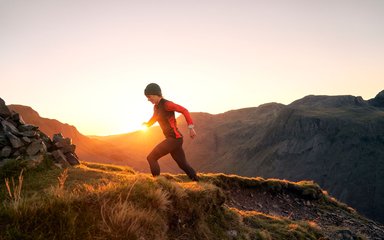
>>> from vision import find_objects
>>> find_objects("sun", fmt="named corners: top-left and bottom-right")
top-left (141, 123), bottom-right (149, 132)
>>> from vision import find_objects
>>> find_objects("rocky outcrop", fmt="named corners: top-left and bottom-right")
top-left (7, 104), bottom-right (126, 166)
top-left (51, 133), bottom-right (80, 166)
top-left (0, 98), bottom-right (79, 168)
top-left (369, 90), bottom-right (384, 108)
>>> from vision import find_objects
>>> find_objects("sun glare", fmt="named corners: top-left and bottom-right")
top-left (141, 124), bottom-right (149, 132)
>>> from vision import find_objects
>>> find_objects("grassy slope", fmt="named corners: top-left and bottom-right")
top-left (0, 159), bottom-right (363, 240)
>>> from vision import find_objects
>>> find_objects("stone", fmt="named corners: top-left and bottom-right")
top-left (1, 146), bottom-right (12, 158)
top-left (5, 132), bottom-right (24, 148)
top-left (65, 152), bottom-right (80, 165)
top-left (64, 137), bottom-right (72, 145)
top-left (53, 136), bottom-right (71, 146)
top-left (21, 130), bottom-right (38, 138)
top-left (0, 98), bottom-right (11, 117)
top-left (53, 133), bottom-right (64, 142)
top-left (39, 131), bottom-right (53, 150)
top-left (22, 137), bottom-right (32, 143)
top-left (0, 133), bottom-right (9, 147)
top-left (41, 141), bottom-right (47, 153)
top-left (12, 150), bottom-right (22, 157)
top-left (2, 120), bottom-right (21, 136)
top-left (18, 124), bottom-right (39, 132)
top-left (26, 140), bottom-right (44, 156)
top-left (51, 150), bottom-right (70, 167)
top-left (11, 112), bottom-right (25, 125)
top-left (54, 141), bottom-right (66, 149)
top-left (61, 144), bottom-right (76, 154)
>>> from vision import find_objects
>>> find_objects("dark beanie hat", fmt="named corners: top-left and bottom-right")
top-left (144, 83), bottom-right (162, 96)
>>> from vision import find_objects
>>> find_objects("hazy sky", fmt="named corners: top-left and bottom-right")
top-left (1, 0), bottom-right (383, 135)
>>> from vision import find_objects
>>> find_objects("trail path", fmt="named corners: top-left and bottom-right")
top-left (225, 187), bottom-right (384, 240)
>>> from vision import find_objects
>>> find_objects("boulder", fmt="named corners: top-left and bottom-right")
top-left (22, 137), bottom-right (32, 143)
top-left (39, 132), bottom-right (53, 150)
top-left (11, 112), bottom-right (25, 125)
top-left (12, 149), bottom-right (22, 157)
top-left (51, 150), bottom-right (70, 167)
top-left (61, 144), bottom-right (76, 154)
top-left (1, 146), bottom-right (12, 158)
top-left (1, 120), bottom-right (21, 136)
top-left (18, 124), bottom-right (39, 132)
top-left (26, 140), bottom-right (45, 156)
top-left (21, 130), bottom-right (38, 138)
top-left (64, 152), bottom-right (80, 165)
top-left (0, 98), bottom-right (11, 117)
top-left (53, 133), bottom-right (64, 143)
top-left (0, 134), bottom-right (8, 147)
top-left (5, 132), bottom-right (24, 148)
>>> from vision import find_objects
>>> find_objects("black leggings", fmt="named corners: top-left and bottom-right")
top-left (147, 137), bottom-right (198, 181)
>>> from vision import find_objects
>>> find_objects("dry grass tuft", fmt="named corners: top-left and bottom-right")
top-left (48, 168), bottom-right (69, 198)
top-left (4, 169), bottom-right (24, 208)
top-left (99, 193), bottom-right (167, 240)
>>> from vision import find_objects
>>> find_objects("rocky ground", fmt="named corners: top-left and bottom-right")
top-left (226, 187), bottom-right (384, 240)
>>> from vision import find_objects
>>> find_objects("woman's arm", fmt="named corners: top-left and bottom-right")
top-left (165, 101), bottom-right (196, 138)
top-left (143, 108), bottom-right (158, 127)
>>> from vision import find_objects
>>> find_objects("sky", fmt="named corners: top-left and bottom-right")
top-left (1, 0), bottom-right (383, 136)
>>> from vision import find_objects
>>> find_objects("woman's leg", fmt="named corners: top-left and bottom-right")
top-left (170, 139), bottom-right (198, 181)
top-left (147, 138), bottom-right (178, 176)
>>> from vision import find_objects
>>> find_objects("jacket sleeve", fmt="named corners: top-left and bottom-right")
top-left (164, 101), bottom-right (194, 126)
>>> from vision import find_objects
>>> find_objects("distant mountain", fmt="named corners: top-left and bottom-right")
top-left (7, 105), bottom-right (144, 168)
top-left (206, 93), bottom-right (384, 222)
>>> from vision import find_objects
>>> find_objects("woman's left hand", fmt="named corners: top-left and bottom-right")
top-left (189, 128), bottom-right (197, 139)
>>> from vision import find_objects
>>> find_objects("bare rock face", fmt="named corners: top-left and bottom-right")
top-left (0, 97), bottom-right (80, 167)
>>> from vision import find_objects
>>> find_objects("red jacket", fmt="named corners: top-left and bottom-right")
top-left (147, 98), bottom-right (193, 138)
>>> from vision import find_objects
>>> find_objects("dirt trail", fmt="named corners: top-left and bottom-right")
top-left (225, 187), bottom-right (384, 240)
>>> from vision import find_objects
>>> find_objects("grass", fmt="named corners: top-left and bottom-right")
top-left (237, 210), bottom-right (322, 240)
top-left (0, 158), bottom-right (332, 239)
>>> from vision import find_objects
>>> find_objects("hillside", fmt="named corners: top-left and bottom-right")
top-left (6, 91), bottom-right (384, 224)
top-left (89, 91), bottom-right (384, 224)
top-left (1, 160), bottom-right (383, 239)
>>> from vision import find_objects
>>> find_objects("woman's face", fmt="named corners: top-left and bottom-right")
top-left (146, 95), bottom-right (161, 105)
